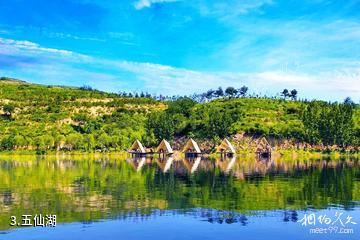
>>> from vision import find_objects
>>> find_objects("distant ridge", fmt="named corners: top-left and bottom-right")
top-left (0, 76), bottom-right (27, 84)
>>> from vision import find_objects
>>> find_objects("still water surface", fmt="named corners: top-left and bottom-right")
top-left (0, 155), bottom-right (359, 239)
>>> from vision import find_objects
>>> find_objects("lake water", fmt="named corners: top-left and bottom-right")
top-left (0, 155), bottom-right (359, 240)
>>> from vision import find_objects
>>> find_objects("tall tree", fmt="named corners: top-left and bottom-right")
top-left (225, 87), bottom-right (238, 98)
top-left (290, 89), bottom-right (298, 100)
top-left (281, 89), bottom-right (289, 100)
top-left (238, 85), bottom-right (248, 97)
top-left (215, 87), bottom-right (224, 98)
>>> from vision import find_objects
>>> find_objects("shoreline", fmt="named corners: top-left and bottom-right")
top-left (0, 149), bottom-right (358, 159)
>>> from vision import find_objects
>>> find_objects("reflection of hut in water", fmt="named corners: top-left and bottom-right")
top-left (182, 138), bottom-right (201, 157)
top-left (128, 140), bottom-right (146, 155)
top-left (255, 137), bottom-right (272, 159)
top-left (171, 159), bottom-right (188, 176)
top-left (216, 138), bottom-right (236, 157)
top-left (127, 157), bottom-right (146, 172)
top-left (156, 139), bottom-right (173, 156)
top-left (182, 157), bottom-right (202, 173)
top-left (156, 157), bottom-right (173, 173)
top-left (216, 155), bottom-right (236, 173)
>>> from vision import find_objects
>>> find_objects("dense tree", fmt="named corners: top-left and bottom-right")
top-left (205, 89), bottom-right (215, 100)
top-left (302, 101), bottom-right (355, 147)
top-left (290, 89), bottom-right (298, 100)
top-left (344, 97), bottom-right (354, 105)
top-left (281, 89), bottom-right (289, 100)
top-left (166, 98), bottom-right (196, 117)
top-left (225, 87), bottom-right (238, 98)
top-left (146, 112), bottom-right (175, 143)
top-left (215, 87), bottom-right (224, 98)
top-left (202, 106), bottom-right (235, 140)
top-left (238, 86), bottom-right (248, 97)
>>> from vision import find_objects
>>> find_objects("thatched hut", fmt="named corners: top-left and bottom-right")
top-left (156, 139), bottom-right (173, 154)
top-left (182, 138), bottom-right (201, 154)
top-left (216, 138), bottom-right (236, 155)
top-left (255, 137), bottom-right (272, 159)
top-left (128, 139), bottom-right (146, 154)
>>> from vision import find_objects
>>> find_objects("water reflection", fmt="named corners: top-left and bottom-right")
top-left (155, 157), bottom-right (173, 173)
top-left (127, 157), bottom-right (146, 172)
top-left (0, 155), bottom-right (359, 230)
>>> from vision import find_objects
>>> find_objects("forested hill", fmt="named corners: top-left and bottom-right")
top-left (0, 77), bottom-right (359, 153)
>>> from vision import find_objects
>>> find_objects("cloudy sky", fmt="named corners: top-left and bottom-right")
top-left (0, 0), bottom-right (359, 101)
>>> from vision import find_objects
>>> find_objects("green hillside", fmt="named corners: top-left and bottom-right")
top-left (0, 78), bottom-right (359, 153)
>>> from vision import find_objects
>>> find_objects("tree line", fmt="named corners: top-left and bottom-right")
top-left (302, 101), bottom-right (357, 147)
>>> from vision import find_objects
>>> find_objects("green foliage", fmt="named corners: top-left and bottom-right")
top-left (203, 106), bottom-right (234, 139)
top-left (3, 103), bottom-right (15, 116)
top-left (0, 80), bottom-right (358, 152)
top-left (0, 156), bottom-right (358, 229)
top-left (146, 112), bottom-right (175, 143)
top-left (301, 101), bottom-right (355, 147)
top-left (166, 97), bottom-right (196, 117)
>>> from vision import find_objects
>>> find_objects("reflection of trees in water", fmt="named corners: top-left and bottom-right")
top-left (0, 156), bottom-right (359, 229)
top-left (283, 210), bottom-right (298, 222)
top-left (196, 209), bottom-right (248, 225)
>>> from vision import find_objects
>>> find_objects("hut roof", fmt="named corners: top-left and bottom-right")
top-left (256, 137), bottom-right (272, 153)
top-left (182, 138), bottom-right (201, 153)
top-left (258, 137), bottom-right (270, 146)
top-left (129, 139), bottom-right (146, 153)
top-left (216, 138), bottom-right (236, 154)
top-left (156, 139), bottom-right (173, 153)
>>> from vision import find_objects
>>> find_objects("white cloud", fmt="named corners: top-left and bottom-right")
top-left (0, 38), bottom-right (72, 55)
top-left (194, 0), bottom-right (273, 20)
top-left (134, 0), bottom-right (181, 10)
top-left (0, 37), bottom-right (90, 61)
top-left (1, 37), bottom-right (359, 102)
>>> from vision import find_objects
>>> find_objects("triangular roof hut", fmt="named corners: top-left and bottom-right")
top-left (216, 138), bottom-right (236, 154)
top-left (256, 137), bottom-right (271, 151)
top-left (156, 139), bottom-right (173, 154)
top-left (129, 139), bottom-right (146, 153)
top-left (182, 138), bottom-right (201, 153)
top-left (256, 137), bottom-right (272, 158)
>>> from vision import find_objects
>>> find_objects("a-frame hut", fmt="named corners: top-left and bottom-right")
top-left (128, 139), bottom-right (146, 154)
top-left (182, 138), bottom-right (201, 154)
top-left (216, 138), bottom-right (236, 155)
top-left (156, 139), bottom-right (173, 154)
top-left (256, 137), bottom-right (272, 158)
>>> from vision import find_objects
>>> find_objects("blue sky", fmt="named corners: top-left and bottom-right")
top-left (0, 0), bottom-right (359, 101)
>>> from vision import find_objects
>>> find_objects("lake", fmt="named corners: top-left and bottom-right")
top-left (0, 155), bottom-right (359, 240)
